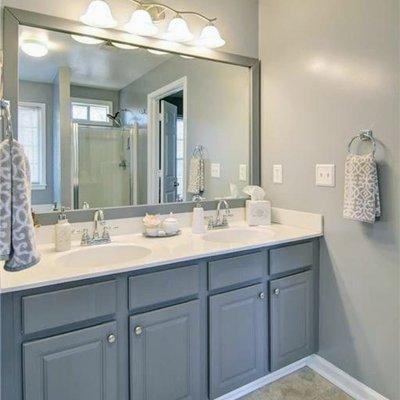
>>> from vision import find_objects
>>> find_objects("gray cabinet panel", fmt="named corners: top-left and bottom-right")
top-left (130, 300), bottom-right (201, 400)
top-left (22, 281), bottom-right (117, 334)
top-left (23, 321), bottom-right (118, 400)
top-left (208, 252), bottom-right (265, 290)
top-left (270, 271), bottom-right (314, 371)
top-left (210, 284), bottom-right (266, 399)
top-left (269, 242), bottom-right (313, 275)
top-left (129, 265), bottom-right (199, 309)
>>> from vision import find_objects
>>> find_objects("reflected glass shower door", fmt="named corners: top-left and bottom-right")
top-left (72, 123), bottom-right (137, 209)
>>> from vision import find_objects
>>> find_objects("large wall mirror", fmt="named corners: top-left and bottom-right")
top-left (4, 8), bottom-right (260, 219)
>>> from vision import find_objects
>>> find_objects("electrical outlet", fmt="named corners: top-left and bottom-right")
top-left (211, 163), bottom-right (220, 178)
top-left (273, 164), bottom-right (283, 184)
top-left (316, 164), bottom-right (335, 187)
top-left (239, 164), bottom-right (247, 181)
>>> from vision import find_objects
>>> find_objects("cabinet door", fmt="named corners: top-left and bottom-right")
top-left (270, 270), bottom-right (314, 371)
top-left (23, 321), bottom-right (118, 400)
top-left (209, 284), bottom-right (266, 399)
top-left (130, 300), bottom-right (201, 400)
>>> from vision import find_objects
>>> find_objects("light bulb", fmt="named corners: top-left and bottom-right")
top-left (21, 39), bottom-right (48, 57)
top-left (147, 49), bottom-right (168, 55)
top-left (124, 9), bottom-right (158, 37)
top-left (71, 34), bottom-right (105, 45)
top-left (111, 42), bottom-right (139, 50)
top-left (180, 55), bottom-right (194, 59)
top-left (198, 24), bottom-right (225, 48)
top-left (163, 16), bottom-right (193, 42)
top-left (80, 0), bottom-right (117, 28)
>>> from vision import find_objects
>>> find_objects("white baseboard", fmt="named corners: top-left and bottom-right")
top-left (215, 355), bottom-right (388, 400)
top-left (307, 355), bottom-right (389, 400)
top-left (215, 356), bottom-right (311, 400)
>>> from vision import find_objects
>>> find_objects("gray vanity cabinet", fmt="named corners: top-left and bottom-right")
top-left (270, 270), bottom-right (315, 371)
top-left (209, 284), bottom-right (267, 399)
top-left (23, 321), bottom-right (118, 400)
top-left (129, 300), bottom-right (201, 400)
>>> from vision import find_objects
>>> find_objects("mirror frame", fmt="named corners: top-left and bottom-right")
top-left (3, 7), bottom-right (260, 225)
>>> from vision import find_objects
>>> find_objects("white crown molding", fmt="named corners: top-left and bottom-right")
top-left (307, 355), bottom-right (389, 400)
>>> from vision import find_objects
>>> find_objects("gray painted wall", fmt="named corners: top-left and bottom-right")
top-left (259, 1), bottom-right (399, 399)
top-left (19, 80), bottom-right (54, 205)
top-left (119, 57), bottom-right (250, 203)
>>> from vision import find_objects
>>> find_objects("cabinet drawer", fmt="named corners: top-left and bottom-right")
top-left (129, 265), bottom-right (200, 309)
top-left (208, 252), bottom-right (265, 291)
top-left (22, 281), bottom-right (117, 335)
top-left (269, 242), bottom-right (313, 275)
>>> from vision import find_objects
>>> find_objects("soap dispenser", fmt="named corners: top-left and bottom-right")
top-left (192, 196), bottom-right (206, 234)
top-left (55, 207), bottom-right (72, 252)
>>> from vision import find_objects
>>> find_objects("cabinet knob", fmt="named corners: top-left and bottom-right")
top-left (135, 326), bottom-right (143, 336)
top-left (273, 288), bottom-right (280, 296)
top-left (259, 292), bottom-right (265, 300)
top-left (107, 334), bottom-right (116, 344)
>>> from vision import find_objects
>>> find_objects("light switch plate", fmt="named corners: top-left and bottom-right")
top-left (316, 164), bottom-right (335, 187)
top-left (239, 164), bottom-right (247, 181)
top-left (211, 163), bottom-right (220, 178)
top-left (273, 164), bottom-right (283, 184)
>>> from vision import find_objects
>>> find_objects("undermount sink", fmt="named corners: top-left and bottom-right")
top-left (202, 228), bottom-right (274, 244)
top-left (56, 244), bottom-right (152, 269)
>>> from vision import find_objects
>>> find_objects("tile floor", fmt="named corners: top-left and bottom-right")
top-left (240, 367), bottom-right (353, 400)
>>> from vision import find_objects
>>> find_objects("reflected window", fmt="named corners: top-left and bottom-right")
top-left (71, 98), bottom-right (112, 125)
top-left (18, 102), bottom-right (46, 190)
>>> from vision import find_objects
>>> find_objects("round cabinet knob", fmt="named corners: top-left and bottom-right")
top-left (107, 334), bottom-right (116, 344)
top-left (273, 288), bottom-right (280, 296)
top-left (135, 326), bottom-right (143, 336)
top-left (259, 292), bottom-right (265, 300)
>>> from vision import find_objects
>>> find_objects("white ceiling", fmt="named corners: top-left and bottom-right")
top-left (19, 26), bottom-right (173, 90)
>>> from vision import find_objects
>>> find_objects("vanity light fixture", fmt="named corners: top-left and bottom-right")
top-left (21, 39), bottom-right (48, 57)
top-left (71, 34), bottom-right (105, 44)
top-left (124, 8), bottom-right (159, 36)
top-left (80, 0), bottom-right (117, 28)
top-left (79, 0), bottom-right (226, 48)
top-left (197, 24), bottom-right (226, 48)
top-left (163, 15), bottom-right (193, 42)
top-left (147, 49), bottom-right (168, 55)
top-left (111, 42), bottom-right (139, 49)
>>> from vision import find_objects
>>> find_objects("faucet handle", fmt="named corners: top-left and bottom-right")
top-left (79, 228), bottom-right (91, 246)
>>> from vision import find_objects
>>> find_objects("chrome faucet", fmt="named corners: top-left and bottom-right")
top-left (80, 209), bottom-right (112, 246)
top-left (207, 200), bottom-right (233, 230)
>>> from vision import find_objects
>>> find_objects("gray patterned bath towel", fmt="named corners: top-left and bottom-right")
top-left (0, 139), bottom-right (40, 271)
top-left (343, 152), bottom-right (381, 224)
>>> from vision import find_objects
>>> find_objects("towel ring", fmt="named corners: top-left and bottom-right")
top-left (347, 130), bottom-right (376, 154)
top-left (192, 145), bottom-right (205, 159)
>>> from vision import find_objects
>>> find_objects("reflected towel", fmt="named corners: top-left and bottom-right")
top-left (188, 157), bottom-right (205, 195)
top-left (0, 139), bottom-right (40, 271)
top-left (343, 152), bottom-right (381, 224)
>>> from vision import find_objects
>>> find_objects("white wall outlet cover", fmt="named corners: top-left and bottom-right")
top-left (239, 164), bottom-right (247, 181)
top-left (315, 164), bottom-right (335, 187)
top-left (273, 164), bottom-right (283, 184)
top-left (211, 163), bottom-right (220, 178)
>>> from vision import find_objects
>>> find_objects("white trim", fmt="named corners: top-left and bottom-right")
top-left (307, 355), bottom-right (389, 400)
top-left (215, 357), bottom-right (311, 400)
top-left (71, 97), bottom-right (113, 126)
top-left (18, 101), bottom-right (47, 189)
top-left (147, 76), bottom-right (188, 204)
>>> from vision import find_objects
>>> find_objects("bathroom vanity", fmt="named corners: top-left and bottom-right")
top-left (1, 224), bottom-right (320, 400)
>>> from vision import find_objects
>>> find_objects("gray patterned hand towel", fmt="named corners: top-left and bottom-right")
top-left (188, 157), bottom-right (205, 195)
top-left (343, 152), bottom-right (381, 224)
top-left (0, 139), bottom-right (40, 271)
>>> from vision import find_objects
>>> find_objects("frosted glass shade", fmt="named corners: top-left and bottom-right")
top-left (163, 16), bottom-right (194, 42)
top-left (198, 24), bottom-right (225, 48)
top-left (71, 34), bottom-right (105, 45)
top-left (124, 9), bottom-right (158, 36)
top-left (21, 39), bottom-right (48, 57)
top-left (80, 0), bottom-right (117, 28)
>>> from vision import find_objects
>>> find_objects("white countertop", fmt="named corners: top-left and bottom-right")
top-left (0, 221), bottom-right (322, 293)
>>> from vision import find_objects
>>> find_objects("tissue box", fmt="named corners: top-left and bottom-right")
top-left (246, 200), bottom-right (271, 226)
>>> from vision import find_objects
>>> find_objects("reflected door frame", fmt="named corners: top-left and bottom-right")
top-left (147, 77), bottom-right (188, 204)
